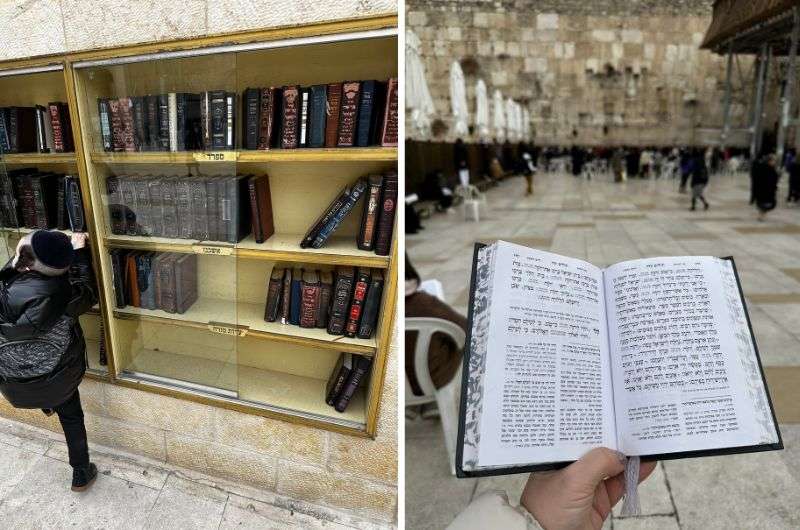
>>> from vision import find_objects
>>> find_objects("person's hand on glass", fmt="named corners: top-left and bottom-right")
top-left (70, 233), bottom-right (89, 250)
top-left (520, 447), bottom-right (657, 530)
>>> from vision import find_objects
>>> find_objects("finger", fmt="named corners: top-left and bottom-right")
top-left (566, 448), bottom-right (625, 489)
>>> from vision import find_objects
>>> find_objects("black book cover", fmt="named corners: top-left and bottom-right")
top-left (132, 96), bottom-right (147, 151)
top-left (243, 88), bottom-right (260, 150)
top-left (357, 270), bottom-right (384, 339)
top-left (110, 249), bottom-right (129, 308)
top-left (148, 178), bottom-right (163, 237)
top-left (97, 99), bottom-right (113, 152)
top-left (56, 176), bottom-right (67, 230)
top-left (146, 95), bottom-right (160, 151)
top-left (209, 90), bottom-right (226, 149)
top-left (157, 94), bottom-right (170, 151)
top-left (334, 356), bottom-right (373, 413)
top-left (355, 80), bottom-right (377, 147)
top-left (65, 175), bottom-right (86, 232)
top-left (308, 85), bottom-right (328, 148)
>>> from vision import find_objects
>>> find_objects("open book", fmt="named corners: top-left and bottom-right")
top-left (456, 241), bottom-right (782, 477)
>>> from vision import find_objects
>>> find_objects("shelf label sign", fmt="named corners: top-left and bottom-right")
top-left (192, 244), bottom-right (234, 256)
top-left (193, 151), bottom-right (238, 162)
top-left (208, 322), bottom-right (249, 337)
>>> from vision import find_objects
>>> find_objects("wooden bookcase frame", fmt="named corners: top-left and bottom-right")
top-left (0, 15), bottom-right (398, 438)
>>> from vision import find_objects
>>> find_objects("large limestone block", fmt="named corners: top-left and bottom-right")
top-left (276, 460), bottom-right (397, 522)
top-left (537, 14), bottom-right (559, 31)
top-left (0, 0), bottom-right (65, 61)
top-left (84, 412), bottom-right (167, 461)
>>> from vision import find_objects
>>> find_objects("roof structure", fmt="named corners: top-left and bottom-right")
top-left (701, 0), bottom-right (800, 54)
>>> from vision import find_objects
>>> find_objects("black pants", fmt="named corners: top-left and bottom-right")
top-left (48, 390), bottom-right (89, 469)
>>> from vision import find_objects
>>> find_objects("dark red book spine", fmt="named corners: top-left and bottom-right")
top-left (374, 172), bottom-right (397, 256)
top-left (48, 103), bottom-right (64, 152)
top-left (281, 86), bottom-right (299, 149)
top-left (344, 269), bottom-right (371, 337)
top-left (336, 82), bottom-right (360, 147)
top-left (381, 78), bottom-right (398, 147)
top-left (324, 83), bottom-right (342, 148)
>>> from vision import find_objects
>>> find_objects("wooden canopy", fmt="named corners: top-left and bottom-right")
top-left (701, 0), bottom-right (800, 54)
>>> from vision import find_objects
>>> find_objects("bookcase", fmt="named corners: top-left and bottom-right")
top-left (66, 25), bottom-right (398, 435)
top-left (0, 65), bottom-right (109, 378)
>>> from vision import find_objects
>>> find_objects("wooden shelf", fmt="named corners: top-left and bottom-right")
top-left (90, 147), bottom-right (397, 164)
top-left (113, 297), bottom-right (377, 355)
top-left (1, 152), bottom-right (77, 164)
top-left (0, 226), bottom-right (76, 236)
top-left (104, 233), bottom-right (390, 268)
top-left (122, 347), bottom-right (365, 427)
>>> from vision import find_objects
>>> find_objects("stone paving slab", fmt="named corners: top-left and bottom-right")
top-left (144, 475), bottom-right (228, 530)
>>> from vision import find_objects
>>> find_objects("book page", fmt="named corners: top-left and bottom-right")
top-left (472, 241), bottom-right (616, 469)
top-left (605, 256), bottom-right (779, 456)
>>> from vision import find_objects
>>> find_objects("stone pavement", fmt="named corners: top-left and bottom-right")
top-left (406, 170), bottom-right (800, 529)
top-left (0, 417), bottom-right (391, 530)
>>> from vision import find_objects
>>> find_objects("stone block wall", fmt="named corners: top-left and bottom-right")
top-left (407, 0), bottom-right (768, 146)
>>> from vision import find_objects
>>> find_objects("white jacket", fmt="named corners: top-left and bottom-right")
top-left (446, 491), bottom-right (543, 530)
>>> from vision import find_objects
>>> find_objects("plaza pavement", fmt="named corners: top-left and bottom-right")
top-left (406, 169), bottom-right (800, 530)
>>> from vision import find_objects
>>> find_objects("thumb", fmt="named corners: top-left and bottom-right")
top-left (566, 447), bottom-right (625, 489)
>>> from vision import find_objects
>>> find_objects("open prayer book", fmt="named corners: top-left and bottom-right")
top-left (456, 241), bottom-right (782, 477)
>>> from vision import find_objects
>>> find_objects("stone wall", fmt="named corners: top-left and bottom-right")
top-left (0, 0), bottom-right (397, 524)
top-left (407, 0), bottom-right (768, 146)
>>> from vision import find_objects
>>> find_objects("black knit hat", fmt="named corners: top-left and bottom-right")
top-left (31, 230), bottom-right (74, 270)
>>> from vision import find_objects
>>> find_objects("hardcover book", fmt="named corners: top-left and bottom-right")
top-left (247, 174), bottom-right (274, 244)
top-left (456, 241), bottom-right (783, 478)
top-left (264, 267), bottom-right (284, 322)
top-left (311, 178), bottom-right (368, 249)
top-left (298, 87), bottom-right (311, 148)
top-left (281, 85), bottom-right (300, 149)
top-left (243, 88), bottom-right (260, 150)
top-left (374, 171), bottom-right (397, 256)
top-left (279, 267), bottom-right (292, 325)
top-left (300, 186), bottom-right (351, 248)
top-left (300, 270), bottom-right (321, 328)
top-left (336, 82), bottom-right (360, 147)
top-left (308, 84), bottom-right (327, 148)
top-left (335, 355), bottom-right (372, 413)
top-left (256, 87), bottom-right (281, 150)
top-left (325, 353), bottom-right (352, 406)
top-left (317, 270), bottom-right (334, 328)
top-left (289, 267), bottom-right (303, 326)
top-left (209, 90), bottom-right (227, 149)
top-left (327, 266), bottom-right (355, 335)
top-left (344, 268), bottom-right (371, 337)
top-left (117, 98), bottom-right (136, 151)
top-left (357, 174), bottom-right (383, 251)
top-left (357, 270), bottom-right (383, 339)
top-left (324, 83), bottom-right (342, 148)
top-left (380, 78), bottom-right (399, 147)
top-left (354, 80), bottom-right (377, 147)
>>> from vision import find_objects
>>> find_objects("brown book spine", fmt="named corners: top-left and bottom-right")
top-left (108, 99), bottom-right (124, 152)
top-left (374, 171), bottom-right (398, 256)
top-left (300, 272), bottom-right (321, 328)
top-left (117, 97), bottom-right (136, 152)
top-left (126, 254), bottom-right (141, 307)
top-left (175, 254), bottom-right (198, 314)
top-left (159, 254), bottom-right (177, 313)
top-left (327, 267), bottom-right (355, 335)
top-left (344, 269), bottom-right (371, 337)
top-left (335, 356), bottom-right (373, 413)
top-left (281, 86), bottom-right (299, 149)
top-left (257, 88), bottom-right (275, 150)
top-left (357, 175), bottom-right (384, 251)
top-left (324, 83), bottom-right (342, 148)
top-left (48, 103), bottom-right (64, 152)
top-left (381, 78), bottom-right (398, 147)
top-left (316, 272), bottom-right (333, 328)
top-left (357, 270), bottom-right (383, 339)
top-left (248, 176), bottom-right (263, 243)
top-left (336, 82), bottom-right (360, 147)
top-left (279, 268), bottom-right (292, 324)
top-left (264, 268), bottom-right (284, 322)
top-left (325, 353), bottom-right (351, 406)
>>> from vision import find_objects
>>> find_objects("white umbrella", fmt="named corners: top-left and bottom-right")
top-left (492, 90), bottom-right (506, 141)
top-left (450, 61), bottom-right (469, 138)
top-left (405, 30), bottom-right (436, 138)
top-left (475, 79), bottom-right (490, 141)
top-left (522, 108), bottom-right (531, 140)
top-left (506, 98), bottom-right (517, 141)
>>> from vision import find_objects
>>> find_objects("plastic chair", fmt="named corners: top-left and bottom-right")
top-left (406, 317), bottom-right (466, 475)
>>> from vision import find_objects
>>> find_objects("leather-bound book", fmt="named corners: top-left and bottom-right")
top-left (344, 268), bottom-right (371, 337)
top-left (355, 80), bottom-right (378, 147)
top-left (220, 175), bottom-right (251, 243)
top-left (327, 267), bottom-right (355, 335)
top-left (161, 177), bottom-right (180, 238)
top-left (205, 177), bottom-right (221, 241)
top-left (190, 178), bottom-right (209, 240)
top-left (30, 174), bottom-right (58, 229)
top-left (316, 270), bottom-right (333, 328)
top-left (0, 108), bottom-right (9, 153)
top-left (48, 103), bottom-right (66, 153)
top-left (357, 174), bottom-right (383, 251)
top-left (110, 249), bottom-right (129, 308)
top-left (336, 82), bottom-right (361, 147)
top-left (117, 98), bottom-right (136, 152)
top-left (106, 175), bottom-right (124, 234)
top-left (0, 171), bottom-right (17, 227)
top-left (281, 85), bottom-right (299, 149)
top-left (279, 267), bottom-right (292, 324)
top-left (59, 103), bottom-right (74, 152)
top-left (369, 81), bottom-right (388, 146)
top-left (357, 269), bottom-right (383, 339)
top-left (243, 88), bottom-right (260, 150)
top-left (208, 90), bottom-right (227, 149)
top-left (264, 267), bottom-right (284, 322)
top-left (311, 178), bottom-right (368, 249)
top-left (132, 96), bottom-right (147, 151)
top-left (308, 85), bottom-right (327, 148)
top-left (107, 99), bottom-right (124, 152)
top-left (65, 175), bottom-right (86, 232)
top-left (14, 173), bottom-right (35, 228)
top-left (374, 171), bottom-right (397, 256)
top-left (289, 266), bottom-right (303, 326)
top-left (300, 186), bottom-right (351, 248)
top-left (119, 176), bottom-right (138, 236)
top-left (298, 87), bottom-right (311, 148)
top-left (257, 87), bottom-right (280, 150)
top-left (136, 252), bottom-right (157, 310)
top-left (14, 107), bottom-right (39, 153)
top-left (157, 94), bottom-right (170, 151)
top-left (133, 177), bottom-right (151, 236)
top-left (300, 270), bottom-right (321, 328)
top-left (56, 176), bottom-right (67, 230)
top-left (335, 355), bottom-right (373, 412)
top-left (325, 353), bottom-right (352, 406)
top-left (175, 178), bottom-right (194, 240)
top-left (248, 174), bottom-right (274, 244)
top-left (225, 92), bottom-right (236, 150)
top-left (125, 252), bottom-right (141, 307)
top-left (175, 253), bottom-right (199, 314)
top-left (146, 95), bottom-right (160, 151)
top-left (380, 78), bottom-right (398, 147)
top-left (157, 253), bottom-right (178, 313)
top-left (176, 93), bottom-right (202, 151)
top-left (151, 253), bottom-right (168, 309)
top-left (324, 83), bottom-right (342, 148)
top-left (147, 178), bottom-right (163, 237)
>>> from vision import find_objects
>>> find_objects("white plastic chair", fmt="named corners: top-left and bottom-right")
top-left (406, 317), bottom-right (466, 475)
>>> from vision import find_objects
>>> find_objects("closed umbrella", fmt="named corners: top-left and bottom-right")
top-left (406, 30), bottom-right (436, 138)
top-left (492, 89), bottom-right (506, 141)
top-left (450, 61), bottom-right (469, 137)
top-left (475, 79), bottom-right (489, 141)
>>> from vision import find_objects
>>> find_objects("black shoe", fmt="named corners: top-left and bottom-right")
top-left (71, 463), bottom-right (98, 492)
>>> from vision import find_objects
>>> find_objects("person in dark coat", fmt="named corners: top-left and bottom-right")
top-left (787, 151), bottom-right (800, 203)
top-left (754, 154), bottom-right (780, 221)
top-left (571, 145), bottom-right (585, 177)
top-left (689, 150), bottom-right (709, 211)
top-left (0, 230), bottom-right (98, 491)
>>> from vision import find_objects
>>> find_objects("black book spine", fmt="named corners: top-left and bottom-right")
top-left (355, 80), bottom-right (376, 147)
top-left (210, 91), bottom-right (226, 149)
top-left (309, 85), bottom-right (327, 148)
top-left (244, 88), bottom-right (260, 150)
top-left (176, 93), bottom-right (187, 151)
top-left (357, 273), bottom-right (384, 339)
top-left (146, 96), bottom-right (160, 151)
top-left (335, 357), bottom-right (373, 413)
top-left (132, 96), bottom-right (147, 151)
top-left (158, 95), bottom-right (170, 151)
top-left (98, 99), bottom-right (113, 152)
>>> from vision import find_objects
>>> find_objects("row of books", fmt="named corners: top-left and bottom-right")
top-left (0, 169), bottom-right (86, 231)
top-left (110, 250), bottom-right (199, 314)
top-left (0, 103), bottom-right (74, 154)
top-left (96, 79), bottom-right (397, 153)
top-left (105, 174), bottom-right (272, 244)
top-left (301, 171), bottom-right (397, 255)
top-left (265, 266), bottom-right (383, 340)
top-left (325, 353), bottom-right (373, 413)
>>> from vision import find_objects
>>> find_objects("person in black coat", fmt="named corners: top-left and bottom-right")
top-left (689, 150), bottom-right (710, 210)
top-left (0, 230), bottom-right (98, 491)
top-left (754, 154), bottom-right (780, 221)
top-left (787, 152), bottom-right (800, 203)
